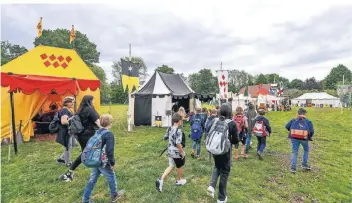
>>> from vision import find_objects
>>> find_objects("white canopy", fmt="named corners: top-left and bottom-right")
top-left (295, 92), bottom-right (339, 100)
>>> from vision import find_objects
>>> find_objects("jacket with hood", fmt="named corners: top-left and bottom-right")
top-left (254, 115), bottom-right (272, 135)
top-left (246, 104), bottom-right (257, 132)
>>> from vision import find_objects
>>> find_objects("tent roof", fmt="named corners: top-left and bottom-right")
top-left (294, 92), bottom-right (339, 100)
top-left (1, 45), bottom-right (98, 80)
top-left (136, 71), bottom-right (194, 96)
top-left (239, 84), bottom-right (271, 97)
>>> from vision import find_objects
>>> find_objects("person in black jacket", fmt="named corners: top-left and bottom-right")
top-left (82, 114), bottom-right (125, 203)
top-left (207, 103), bottom-right (239, 203)
top-left (254, 108), bottom-right (272, 160)
top-left (60, 95), bottom-right (101, 182)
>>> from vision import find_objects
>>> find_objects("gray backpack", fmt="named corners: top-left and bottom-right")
top-left (68, 114), bottom-right (84, 135)
top-left (205, 118), bottom-right (232, 155)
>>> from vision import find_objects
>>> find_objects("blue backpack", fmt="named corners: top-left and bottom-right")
top-left (81, 129), bottom-right (109, 168)
top-left (290, 118), bottom-right (310, 140)
top-left (191, 115), bottom-right (203, 140)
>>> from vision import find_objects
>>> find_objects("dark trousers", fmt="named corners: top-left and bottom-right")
top-left (257, 136), bottom-right (267, 153)
top-left (209, 160), bottom-right (231, 201)
top-left (70, 135), bottom-right (90, 170)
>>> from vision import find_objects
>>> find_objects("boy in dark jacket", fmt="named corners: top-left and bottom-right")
top-left (285, 108), bottom-right (314, 173)
top-left (82, 114), bottom-right (124, 203)
top-left (254, 108), bottom-right (272, 160)
top-left (190, 108), bottom-right (204, 159)
top-left (207, 103), bottom-right (239, 203)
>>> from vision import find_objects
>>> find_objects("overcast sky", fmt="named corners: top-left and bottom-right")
top-left (1, 1), bottom-right (352, 82)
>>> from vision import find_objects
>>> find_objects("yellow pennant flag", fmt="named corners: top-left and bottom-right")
top-left (36, 17), bottom-right (43, 38)
top-left (69, 25), bottom-right (76, 44)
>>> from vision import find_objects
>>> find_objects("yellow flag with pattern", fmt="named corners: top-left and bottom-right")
top-left (69, 25), bottom-right (76, 44)
top-left (37, 17), bottom-right (43, 38)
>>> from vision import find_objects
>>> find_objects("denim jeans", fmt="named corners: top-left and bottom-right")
top-left (257, 136), bottom-right (266, 153)
top-left (82, 166), bottom-right (117, 202)
top-left (209, 158), bottom-right (231, 201)
top-left (192, 139), bottom-right (201, 156)
top-left (245, 131), bottom-right (252, 153)
top-left (291, 139), bottom-right (309, 169)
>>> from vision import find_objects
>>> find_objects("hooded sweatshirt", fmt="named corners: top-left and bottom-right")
top-left (254, 115), bottom-right (272, 135)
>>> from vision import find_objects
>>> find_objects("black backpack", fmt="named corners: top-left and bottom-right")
top-left (68, 114), bottom-right (84, 135)
top-left (49, 112), bottom-right (60, 133)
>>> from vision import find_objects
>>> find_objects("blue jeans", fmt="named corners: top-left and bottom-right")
top-left (257, 136), bottom-right (266, 153)
top-left (82, 166), bottom-right (117, 202)
top-left (245, 131), bottom-right (252, 153)
top-left (192, 139), bottom-right (201, 156)
top-left (291, 139), bottom-right (309, 169)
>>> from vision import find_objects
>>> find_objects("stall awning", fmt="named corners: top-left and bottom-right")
top-left (1, 73), bottom-right (100, 95)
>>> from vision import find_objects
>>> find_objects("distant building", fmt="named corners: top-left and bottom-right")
top-left (239, 84), bottom-right (271, 98)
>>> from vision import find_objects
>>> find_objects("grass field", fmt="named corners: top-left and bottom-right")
top-left (1, 105), bottom-right (352, 203)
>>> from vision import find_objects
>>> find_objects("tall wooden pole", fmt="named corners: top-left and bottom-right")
top-left (10, 92), bottom-right (18, 155)
top-left (127, 44), bottom-right (132, 132)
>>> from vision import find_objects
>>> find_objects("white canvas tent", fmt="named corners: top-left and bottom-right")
top-left (291, 92), bottom-right (341, 107)
top-left (130, 71), bottom-right (214, 127)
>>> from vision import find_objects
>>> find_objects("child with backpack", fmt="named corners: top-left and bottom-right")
top-left (252, 108), bottom-right (272, 160)
top-left (233, 107), bottom-right (248, 160)
top-left (204, 109), bottom-right (218, 161)
top-left (81, 114), bottom-right (125, 203)
top-left (190, 108), bottom-right (204, 159)
top-left (285, 108), bottom-right (314, 173)
top-left (156, 114), bottom-right (186, 192)
top-left (206, 103), bottom-right (239, 203)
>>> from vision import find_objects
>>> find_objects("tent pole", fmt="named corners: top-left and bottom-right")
top-left (9, 91), bottom-right (18, 155)
top-left (127, 43), bottom-right (132, 132)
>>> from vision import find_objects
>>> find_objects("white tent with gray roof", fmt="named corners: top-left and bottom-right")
top-left (291, 92), bottom-right (341, 108)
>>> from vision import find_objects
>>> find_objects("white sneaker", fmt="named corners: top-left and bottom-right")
top-left (217, 196), bottom-right (228, 203)
top-left (207, 186), bottom-right (215, 198)
top-left (176, 179), bottom-right (187, 186)
top-left (156, 178), bottom-right (163, 192)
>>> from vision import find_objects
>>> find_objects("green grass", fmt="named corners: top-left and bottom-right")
top-left (1, 105), bottom-right (352, 203)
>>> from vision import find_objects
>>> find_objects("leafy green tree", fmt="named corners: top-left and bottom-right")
top-left (89, 64), bottom-right (110, 103)
top-left (255, 74), bottom-right (268, 84)
top-left (109, 82), bottom-right (128, 104)
top-left (323, 64), bottom-right (352, 89)
top-left (33, 29), bottom-right (100, 66)
top-left (189, 69), bottom-right (218, 94)
top-left (304, 77), bottom-right (322, 90)
top-left (1, 41), bottom-right (28, 65)
top-left (265, 73), bottom-right (280, 84)
top-left (155, 65), bottom-right (174, 74)
top-left (290, 79), bottom-right (305, 90)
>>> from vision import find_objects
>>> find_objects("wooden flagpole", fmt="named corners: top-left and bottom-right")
top-left (127, 44), bottom-right (132, 132)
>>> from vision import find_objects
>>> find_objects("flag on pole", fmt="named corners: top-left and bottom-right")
top-left (217, 70), bottom-right (228, 99)
top-left (244, 86), bottom-right (249, 97)
top-left (36, 17), bottom-right (43, 38)
top-left (69, 25), bottom-right (76, 44)
top-left (121, 58), bottom-right (140, 92)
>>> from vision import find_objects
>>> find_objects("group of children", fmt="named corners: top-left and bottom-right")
top-left (155, 103), bottom-right (315, 203)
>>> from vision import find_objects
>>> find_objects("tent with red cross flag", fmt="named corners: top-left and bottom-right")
top-left (1, 45), bottom-right (100, 143)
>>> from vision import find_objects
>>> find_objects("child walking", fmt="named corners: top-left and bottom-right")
top-left (190, 108), bottom-right (204, 159)
top-left (156, 113), bottom-right (186, 192)
top-left (81, 114), bottom-right (124, 203)
top-left (233, 107), bottom-right (248, 160)
top-left (207, 103), bottom-right (239, 203)
top-left (285, 108), bottom-right (314, 173)
top-left (253, 108), bottom-right (271, 160)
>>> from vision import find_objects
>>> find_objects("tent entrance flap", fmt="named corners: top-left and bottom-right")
top-left (134, 95), bottom-right (152, 126)
top-left (172, 97), bottom-right (190, 114)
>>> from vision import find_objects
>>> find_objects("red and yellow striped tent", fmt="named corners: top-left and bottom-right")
top-left (1, 45), bottom-right (100, 142)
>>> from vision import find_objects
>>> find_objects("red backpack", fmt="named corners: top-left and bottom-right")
top-left (234, 114), bottom-right (244, 133)
top-left (252, 120), bottom-right (267, 137)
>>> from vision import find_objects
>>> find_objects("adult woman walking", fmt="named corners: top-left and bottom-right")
top-left (60, 95), bottom-right (101, 182)
top-left (56, 96), bottom-right (75, 167)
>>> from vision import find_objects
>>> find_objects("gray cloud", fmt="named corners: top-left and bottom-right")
top-left (1, 4), bottom-right (352, 82)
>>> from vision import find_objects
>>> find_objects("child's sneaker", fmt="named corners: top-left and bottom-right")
top-left (257, 152), bottom-right (263, 160)
top-left (207, 186), bottom-right (215, 198)
top-left (56, 158), bottom-right (65, 165)
top-left (290, 168), bottom-right (296, 173)
top-left (111, 190), bottom-right (125, 202)
top-left (59, 170), bottom-right (74, 182)
top-left (243, 154), bottom-right (248, 159)
top-left (176, 179), bottom-right (187, 186)
top-left (65, 162), bottom-right (72, 168)
top-left (217, 196), bottom-right (228, 203)
top-left (156, 178), bottom-right (163, 192)
top-left (301, 165), bottom-right (311, 171)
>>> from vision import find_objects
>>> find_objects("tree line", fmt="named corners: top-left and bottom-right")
top-left (1, 28), bottom-right (351, 103)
